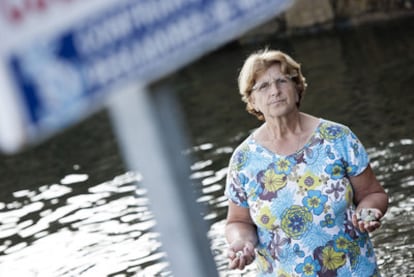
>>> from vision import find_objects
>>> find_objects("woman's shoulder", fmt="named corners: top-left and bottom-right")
top-left (318, 118), bottom-right (353, 132)
top-left (316, 118), bottom-right (360, 143)
top-left (231, 132), bottom-right (255, 154)
top-left (299, 114), bottom-right (351, 138)
top-left (227, 133), bottom-right (256, 170)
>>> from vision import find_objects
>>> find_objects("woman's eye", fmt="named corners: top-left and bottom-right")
top-left (259, 82), bottom-right (270, 91)
top-left (277, 78), bottom-right (288, 84)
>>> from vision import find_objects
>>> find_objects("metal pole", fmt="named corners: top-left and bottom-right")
top-left (108, 84), bottom-right (218, 277)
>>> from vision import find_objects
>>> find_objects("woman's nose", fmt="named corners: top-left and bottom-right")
top-left (270, 83), bottom-right (280, 96)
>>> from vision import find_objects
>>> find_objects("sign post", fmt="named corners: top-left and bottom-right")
top-left (109, 85), bottom-right (218, 276)
top-left (0, 0), bottom-right (293, 275)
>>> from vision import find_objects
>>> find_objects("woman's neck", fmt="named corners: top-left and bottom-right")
top-left (265, 112), bottom-right (303, 140)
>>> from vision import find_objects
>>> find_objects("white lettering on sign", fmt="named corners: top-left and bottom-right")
top-left (71, 0), bottom-right (271, 92)
top-left (0, 0), bottom-right (292, 153)
top-left (8, 0), bottom-right (287, 105)
top-left (129, 0), bottom-right (197, 29)
top-left (84, 10), bottom-right (207, 89)
top-left (75, 0), bottom-right (199, 57)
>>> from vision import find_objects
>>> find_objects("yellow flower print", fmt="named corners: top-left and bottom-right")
top-left (277, 269), bottom-right (292, 277)
top-left (264, 169), bottom-right (287, 192)
top-left (275, 158), bottom-right (293, 174)
top-left (345, 182), bottom-right (353, 205)
top-left (321, 246), bottom-right (346, 270)
top-left (320, 123), bottom-right (348, 141)
top-left (281, 206), bottom-right (313, 239)
top-left (256, 206), bottom-right (276, 229)
top-left (334, 236), bottom-right (350, 252)
top-left (256, 250), bottom-right (273, 273)
top-left (277, 159), bottom-right (289, 171)
top-left (348, 241), bottom-right (361, 267)
top-left (232, 145), bottom-right (249, 171)
top-left (298, 171), bottom-right (321, 191)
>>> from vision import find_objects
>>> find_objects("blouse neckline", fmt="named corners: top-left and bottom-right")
top-left (248, 118), bottom-right (323, 158)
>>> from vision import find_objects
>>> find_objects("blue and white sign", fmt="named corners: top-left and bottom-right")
top-left (0, 0), bottom-right (292, 153)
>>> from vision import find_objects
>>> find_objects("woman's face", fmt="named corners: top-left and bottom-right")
top-left (250, 64), bottom-right (299, 120)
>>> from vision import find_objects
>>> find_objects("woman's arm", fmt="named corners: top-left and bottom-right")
top-left (350, 164), bottom-right (389, 232)
top-left (225, 201), bottom-right (258, 270)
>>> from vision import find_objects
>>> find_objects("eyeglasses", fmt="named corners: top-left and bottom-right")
top-left (251, 76), bottom-right (291, 94)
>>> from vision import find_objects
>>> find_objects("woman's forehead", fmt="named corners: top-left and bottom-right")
top-left (255, 64), bottom-right (283, 81)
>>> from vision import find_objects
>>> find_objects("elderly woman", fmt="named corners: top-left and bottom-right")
top-left (224, 49), bottom-right (388, 276)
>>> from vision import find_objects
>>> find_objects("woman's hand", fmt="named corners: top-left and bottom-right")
top-left (227, 240), bottom-right (256, 270)
top-left (225, 201), bottom-right (258, 270)
top-left (352, 208), bottom-right (383, 233)
top-left (349, 165), bottom-right (388, 233)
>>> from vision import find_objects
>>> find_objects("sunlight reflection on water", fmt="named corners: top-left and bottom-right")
top-left (0, 172), bottom-right (171, 277)
top-left (0, 108), bottom-right (413, 277)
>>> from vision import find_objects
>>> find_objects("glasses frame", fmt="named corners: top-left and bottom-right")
top-left (251, 75), bottom-right (293, 94)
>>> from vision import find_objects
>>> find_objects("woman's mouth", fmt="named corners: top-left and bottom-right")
top-left (268, 99), bottom-right (285, 105)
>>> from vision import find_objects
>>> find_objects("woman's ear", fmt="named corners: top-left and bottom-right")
top-left (252, 101), bottom-right (259, 112)
top-left (248, 95), bottom-right (257, 111)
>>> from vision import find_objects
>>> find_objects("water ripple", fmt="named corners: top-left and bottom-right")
top-left (0, 171), bottom-right (166, 276)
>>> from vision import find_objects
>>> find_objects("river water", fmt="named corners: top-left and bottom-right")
top-left (1, 17), bottom-right (413, 276)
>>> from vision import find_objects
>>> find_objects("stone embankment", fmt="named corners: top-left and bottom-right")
top-left (241, 0), bottom-right (414, 41)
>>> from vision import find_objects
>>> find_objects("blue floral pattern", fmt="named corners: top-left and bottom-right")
top-left (225, 119), bottom-right (379, 276)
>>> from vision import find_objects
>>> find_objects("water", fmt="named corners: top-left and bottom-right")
top-left (1, 17), bottom-right (414, 276)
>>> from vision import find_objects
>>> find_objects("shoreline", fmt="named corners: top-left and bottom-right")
top-left (238, 2), bottom-right (414, 43)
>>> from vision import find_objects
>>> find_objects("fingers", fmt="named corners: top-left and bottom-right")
top-left (353, 208), bottom-right (383, 233)
top-left (228, 245), bottom-right (256, 270)
top-left (356, 219), bottom-right (381, 233)
top-left (352, 213), bottom-right (359, 227)
top-left (229, 251), bottom-right (255, 270)
top-left (229, 251), bottom-right (244, 270)
top-left (363, 220), bottom-right (381, 233)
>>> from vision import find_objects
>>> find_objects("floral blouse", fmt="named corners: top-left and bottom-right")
top-left (225, 119), bottom-right (380, 277)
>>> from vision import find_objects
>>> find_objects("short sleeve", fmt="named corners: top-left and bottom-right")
top-left (340, 127), bottom-right (370, 177)
top-left (224, 149), bottom-right (249, 208)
